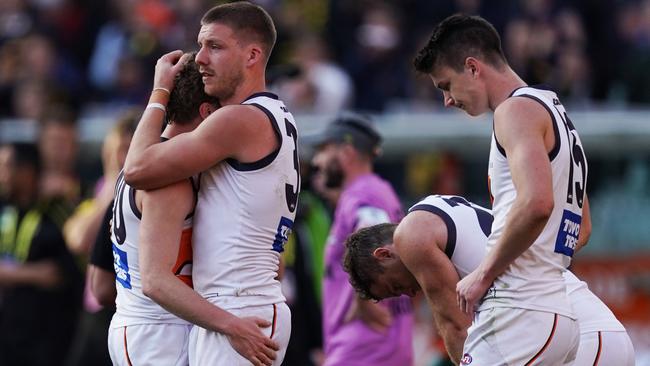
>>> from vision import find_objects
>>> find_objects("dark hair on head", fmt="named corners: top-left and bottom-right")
top-left (201, 1), bottom-right (277, 62)
top-left (167, 52), bottom-right (220, 124)
top-left (6, 142), bottom-right (41, 174)
top-left (414, 14), bottom-right (506, 74)
top-left (343, 223), bottom-right (397, 301)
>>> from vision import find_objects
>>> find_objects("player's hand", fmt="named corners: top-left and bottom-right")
top-left (350, 297), bottom-right (393, 333)
top-left (225, 316), bottom-right (279, 366)
top-left (456, 266), bottom-right (493, 314)
top-left (152, 50), bottom-right (190, 92)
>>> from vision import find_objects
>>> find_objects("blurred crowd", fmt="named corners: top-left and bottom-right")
top-left (1, 0), bottom-right (650, 365)
top-left (1, 0), bottom-right (650, 125)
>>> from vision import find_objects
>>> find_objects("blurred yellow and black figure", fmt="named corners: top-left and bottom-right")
top-left (0, 142), bottom-right (83, 366)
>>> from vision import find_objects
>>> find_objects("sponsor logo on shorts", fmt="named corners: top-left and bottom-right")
top-left (461, 353), bottom-right (473, 365)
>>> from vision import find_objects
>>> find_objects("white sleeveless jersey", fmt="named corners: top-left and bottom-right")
top-left (410, 195), bottom-right (622, 335)
top-left (192, 92), bottom-right (300, 310)
top-left (110, 171), bottom-right (195, 327)
top-left (484, 86), bottom-right (588, 317)
top-left (409, 195), bottom-right (492, 278)
top-left (563, 271), bottom-right (626, 334)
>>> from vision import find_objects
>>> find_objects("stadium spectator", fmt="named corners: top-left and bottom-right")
top-left (0, 142), bottom-right (83, 366)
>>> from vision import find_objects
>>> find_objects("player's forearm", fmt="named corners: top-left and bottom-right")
top-left (482, 196), bottom-right (552, 280)
top-left (142, 273), bottom-right (238, 335)
top-left (123, 88), bottom-right (170, 189)
top-left (89, 265), bottom-right (117, 306)
top-left (440, 326), bottom-right (467, 365)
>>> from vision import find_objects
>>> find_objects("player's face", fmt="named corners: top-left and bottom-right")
top-left (369, 252), bottom-right (420, 300)
top-left (311, 143), bottom-right (344, 190)
top-left (196, 23), bottom-right (245, 102)
top-left (430, 65), bottom-right (488, 116)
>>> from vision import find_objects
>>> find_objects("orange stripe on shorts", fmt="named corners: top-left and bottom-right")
top-left (270, 304), bottom-right (277, 339)
top-left (593, 331), bottom-right (603, 366)
top-left (524, 313), bottom-right (558, 366)
top-left (123, 327), bottom-right (133, 366)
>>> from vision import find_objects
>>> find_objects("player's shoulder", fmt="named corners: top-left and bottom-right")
top-left (495, 95), bottom-right (548, 124)
top-left (202, 104), bottom-right (269, 129)
top-left (395, 210), bottom-right (447, 255)
top-left (141, 178), bottom-right (194, 204)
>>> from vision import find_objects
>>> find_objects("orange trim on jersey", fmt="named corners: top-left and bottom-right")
top-left (524, 313), bottom-right (558, 366)
top-left (173, 228), bottom-right (193, 288)
top-left (592, 331), bottom-right (602, 366)
top-left (123, 327), bottom-right (133, 366)
top-left (270, 304), bottom-right (277, 339)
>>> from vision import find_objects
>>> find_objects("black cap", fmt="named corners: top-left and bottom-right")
top-left (313, 112), bottom-right (382, 157)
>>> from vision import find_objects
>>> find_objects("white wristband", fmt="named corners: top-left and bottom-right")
top-left (146, 102), bottom-right (166, 112)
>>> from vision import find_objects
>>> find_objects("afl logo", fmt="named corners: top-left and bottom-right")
top-left (461, 353), bottom-right (472, 365)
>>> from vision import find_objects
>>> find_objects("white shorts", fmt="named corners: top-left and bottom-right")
top-left (462, 307), bottom-right (579, 365)
top-left (108, 323), bottom-right (191, 366)
top-left (189, 302), bottom-right (291, 366)
top-left (574, 330), bottom-right (635, 366)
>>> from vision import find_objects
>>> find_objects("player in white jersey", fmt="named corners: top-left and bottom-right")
top-left (123, 3), bottom-right (296, 366)
top-left (108, 55), bottom-right (220, 366)
top-left (343, 195), bottom-right (634, 365)
top-left (414, 14), bottom-right (591, 364)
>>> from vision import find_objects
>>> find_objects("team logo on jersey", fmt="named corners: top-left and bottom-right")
top-left (112, 244), bottom-right (132, 289)
top-left (272, 216), bottom-right (294, 253)
top-left (554, 209), bottom-right (581, 257)
top-left (461, 353), bottom-right (473, 365)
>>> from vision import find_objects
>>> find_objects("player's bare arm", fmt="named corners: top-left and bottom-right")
top-left (457, 97), bottom-right (555, 313)
top-left (89, 265), bottom-right (116, 306)
top-left (396, 211), bottom-right (471, 364)
top-left (138, 181), bottom-right (279, 366)
top-left (124, 50), bottom-right (277, 190)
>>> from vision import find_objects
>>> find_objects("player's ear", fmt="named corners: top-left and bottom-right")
top-left (199, 102), bottom-right (216, 120)
top-left (465, 57), bottom-right (480, 78)
top-left (246, 44), bottom-right (263, 67)
top-left (373, 247), bottom-right (392, 260)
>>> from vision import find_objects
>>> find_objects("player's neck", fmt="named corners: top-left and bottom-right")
top-left (487, 66), bottom-right (527, 111)
top-left (220, 71), bottom-right (267, 106)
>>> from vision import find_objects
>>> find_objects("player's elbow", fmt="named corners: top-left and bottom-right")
top-left (525, 196), bottom-right (554, 223)
top-left (123, 163), bottom-right (148, 189)
top-left (141, 271), bottom-right (165, 301)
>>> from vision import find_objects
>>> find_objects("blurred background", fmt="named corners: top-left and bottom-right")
top-left (0, 0), bottom-right (649, 365)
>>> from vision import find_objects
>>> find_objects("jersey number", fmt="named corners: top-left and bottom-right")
top-left (112, 173), bottom-right (127, 244)
top-left (557, 111), bottom-right (586, 208)
top-left (285, 118), bottom-right (300, 213)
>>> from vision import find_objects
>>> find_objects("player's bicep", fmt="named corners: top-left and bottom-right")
top-left (495, 100), bottom-right (554, 203)
top-left (139, 183), bottom-right (193, 274)
top-left (125, 107), bottom-right (244, 189)
top-left (405, 245), bottom-right (469, 327)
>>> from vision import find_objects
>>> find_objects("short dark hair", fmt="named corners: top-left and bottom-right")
top-left (167, 53), bottom-right (220, 124)
top-left (414, 14), bottom-right (506, 74)
top-left (343, 223), bottom-right (397, 301)
top-left (201, 1), bottom-right (277, 61)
